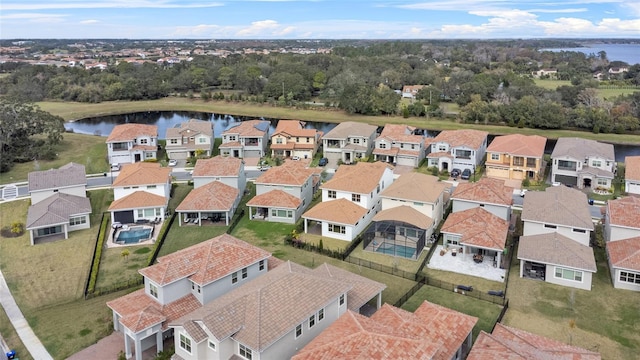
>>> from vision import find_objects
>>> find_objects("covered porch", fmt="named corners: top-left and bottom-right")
top-left (176, 210), bottom-right (231, 226)
top-left (427, 245), bottom-right (507, 282)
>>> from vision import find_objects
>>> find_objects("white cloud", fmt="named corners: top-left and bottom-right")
top-left (0, 1), bottom-right (224, 11)
top-left (527, 8), bottom-right (588, 13)
top-left (0, 12), bottom-right (67, 23)
top-left (236, 20), bottom-right (282, 36)
top-left (80, 19), bottom-right (99, 24)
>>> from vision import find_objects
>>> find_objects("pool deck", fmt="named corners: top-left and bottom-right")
top-left (107, 222), bottom-right (162, 248)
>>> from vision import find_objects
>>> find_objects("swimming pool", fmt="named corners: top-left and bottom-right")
top-left (116, 226), bottom-right (152, 244)
top-left (375, 243), bottom-right (416, 259)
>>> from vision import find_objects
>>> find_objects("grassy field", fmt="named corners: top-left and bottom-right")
top-left (0, 306), bottom-right (32, 360)
top-left (37, 98), bottom-right (640, 145)
top-left (534, 79), bottom-right (639, 99)
top-left (96, 245), bottom-right (152, 289)
top-left (502, 247), bottom-right (640, 360)
top-left (0, 132), bottom-right (108, 185)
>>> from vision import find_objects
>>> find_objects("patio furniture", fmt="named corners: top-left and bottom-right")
top-left (456, 285), bottom-right (473, 292)
top-left (451, 248), bottom-right (457, 256)
top-left (488, 290), bottom-right (504, 297)
top-left (473, 254), bottom-right (484, 263)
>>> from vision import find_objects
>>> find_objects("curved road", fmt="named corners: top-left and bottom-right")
top-left (0, 270), bottom-right (53, 360)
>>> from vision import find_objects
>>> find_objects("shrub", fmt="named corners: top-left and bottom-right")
top-left (87, 215), bottom-right (110, 294)
top-left (10, 222), bottom-right (25, 236)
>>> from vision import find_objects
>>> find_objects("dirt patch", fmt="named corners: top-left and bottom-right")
top-left (0, 226), bottom-right (25, 238)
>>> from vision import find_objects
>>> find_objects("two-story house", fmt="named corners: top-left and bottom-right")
top-left (191, 156), bottom-right (246, 194)
top-left (604, 196), bottom-right (640, 291)
top-left (170, 261), bottom-right (386, 360)
top-left (302, 162), bottom-right (394, 241)
top-left (106, 124), bottom-right (158, 164)
top-left (425, 129), bottom-right (488, 173)
top-left (372, 124), bottom-right (425, 167)
top-left (176, 181), bottom-right (239, 227)
top-left (551, 137), bottom-right (616, 190)
top-left (624, 156), bottom-right (640, 195)
top-left (451, 178), bottom-right (513, 221)
top-left (164, 119), bottom-right (214, 160)
top-left (219, 120), bottom-right (270, 158)
top-left (322, 121), bottom-right (377, 164)
top-left (247, 162), bottom-right (315, 224)
top-left (107, 234), bottom-right (273, 360)
top-left (26, 163), bottom-right (91, 245)
top-left (270, 120), bottom-right (322, 160)
top-left (485, 134), bottom-right (547, 182)
top-left (518, 186), bottom-right (596, 291)
top-left (293, 300), bottom-right (477, 360)
top-left (108, 162), bottom-right (172, 225)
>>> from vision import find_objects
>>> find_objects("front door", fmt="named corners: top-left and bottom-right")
top-left (134, 153), bottom-right (141, 162)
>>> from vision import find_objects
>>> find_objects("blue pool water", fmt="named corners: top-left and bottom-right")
top-left (117, 227), bottom-right (152, 244)
top-left (375, 243), bottom-right (416, 259)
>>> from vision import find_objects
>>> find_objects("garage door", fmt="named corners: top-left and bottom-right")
top-left (628, 182), bottom-right (640, 195)
top-left (512, 169), bottom-right (524, 180)
top-left (244, 150), bottom-right (261, 158)
top-left (554, 174), bottom-right (578, 186)
top-left (396, 156), bottom-right (416, 167)
top-left (110, 154), bottom-right (131, 164)
top-left (113, 211), bottom-right (134, 224)
top-left (486, 166), bottom-right (509, 179)
top-left (167, 151), bottom-right (188, 160)
top-left (324, 152), bottom-right (341, 161)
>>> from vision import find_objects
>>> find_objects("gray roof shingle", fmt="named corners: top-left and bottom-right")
top-left (522, 186), bottom-right (594, 230)
top-left (550, 137), bottom-right (615, 161)
top-left (28, 162), bottom-right (86, 192)
top-left (26, 193), bottom-right (91, 228)
top-left (517, 232), bottom-right (597, 272)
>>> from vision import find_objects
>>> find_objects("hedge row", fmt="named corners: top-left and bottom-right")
top-left (86, 214), bottom-right (110, 295)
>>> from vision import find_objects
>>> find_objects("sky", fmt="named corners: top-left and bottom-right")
top-left (1, 0), bottom-right (640, 39)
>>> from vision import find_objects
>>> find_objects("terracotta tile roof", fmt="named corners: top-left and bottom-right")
top-left (255, 162), bottom-right (314, 186)
top-left (176, 181), bottom-right (238, 212)
top-left (165, 119), bottom-right (213, 139)
top-left (373, 147), bottom-right (400, 156)
top-left (140, 234), bottom-right (271, 286)
top-left (108, 191), bottom-right (167, 211)
top-left (606, 236), bottom-right (640, 272)
top-left (182, 320), bottom-right (209, 343)
top-left (376, 124), bottom-right (423, 143)
top-left (373, 206), bottom-right (433, 229)
top-left (112, 162), bottom-right (172, 187)
top-left (302, 198), bottom-right (367, 225)
top-left (192, 156), bottom-right (242, 177)
top-left (310, 263), bottom-right (387, 311)
top-left (171, 261), bottom-right (384, 353)
top-left (522, 186), bottom-right (594, 230)
top-left (486, 134), bottom-right (547, 158)
top-left (468, 323), bottom-right (601, 360)
top-left (517, 232), bottom-right (597, 272)
top-left (441, 207), bottom-right (509, 251)
top-left (107, 289), bottom-right (201, 333)
top-left (26, 193), bottom-right (91, 228)
top-left (607, 196), bottom-right (640, 229)
top-left (28, 162), bottom-right (86, 192)
top-left (106, 124), bottom-right (157, 142)
top-left (551, 137), bottom-right (615, 162)
top-left (222, 120), bottom-right (269, 137)
top-left (295, 299), bottom-right (475, 360)
top-left (381, 172), bottom-right (448, 204)
top-left (426, 151), bottom-right (453, 159)
top-left (271, 120), bottom-right (319, 138)
top-left (426, 129), bottom-right (488, 149)
top-left (452, 178), bottom-right (514, 206)
top-left (323, 121), bottom-right (377, 139)
top-left (218, 141), bottom-right (242, 148)
top-left (246, 189), bottom-right (301, 209)
top-left (625, 156), bottom-right (640, 181)
top-left (321, 161), bottom-right (392, 194)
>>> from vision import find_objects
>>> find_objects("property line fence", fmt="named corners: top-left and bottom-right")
top-left (85, 277), bottom-right (144, 300)
top-left (84, 212), bottom-right (109, 298)
top-left (226, 209), bottom-right (245, 235)
top-left (147, 212), bottom-right (177, 266)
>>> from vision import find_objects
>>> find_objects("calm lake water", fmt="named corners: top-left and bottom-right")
top-left (540, 43), bottom-right (640, 65)
top-left (65, 111), bottom-right (640, 162)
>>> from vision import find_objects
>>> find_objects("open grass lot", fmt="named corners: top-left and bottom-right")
top-left (401, 285), bottom-right (503, 340)
top-left (95, 245), bottom-right (152, 289)
top-left (159, 225), bottom-right (228, 257)
top-left (0, 132), bottom-right (108, 185)
top-left (0, 306), bottom-right (33, 360)
top-left (37, 98), bottom-right (640, 145)
top-left (534, 79), bottom-right (639, 100)
top-left (421, 266), bottom-right (507, 295)
top-left (503, 247), bottom-right (640, 360)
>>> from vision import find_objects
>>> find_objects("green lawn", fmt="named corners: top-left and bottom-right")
top-left (95, 245), bottom-right (152, 290)
top-left (503, 246), bottom-right (640, 360)
top-left (534, 79), bottom-right (639, 100)
top-left (158, 225), bottom-right (228, 257)
top-left (0, 306), bottom-right (33, 360)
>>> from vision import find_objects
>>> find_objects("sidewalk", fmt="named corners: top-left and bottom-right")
top-left (0, 270), bottom-right (53, 360)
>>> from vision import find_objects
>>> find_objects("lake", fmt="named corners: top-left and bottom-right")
top-left (65, 111), bottom-right (640, 162)
top-left (540, 43), bottom-right (640, 65)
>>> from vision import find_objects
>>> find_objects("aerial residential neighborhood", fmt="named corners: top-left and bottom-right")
top-left (1, 116), bottom-right (638, 360)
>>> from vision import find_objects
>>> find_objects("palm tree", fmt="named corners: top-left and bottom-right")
top-left (121, 249), bottom-right (130, 262)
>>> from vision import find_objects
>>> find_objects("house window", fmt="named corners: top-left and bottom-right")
top-left (526, 158), bottom-right (536, 167)
top-left (352, 194), bottom-right (361, 202)
top-left (455, 149), bottom-right (472, 159)
top-left (149, 283), bottom-right (158, 298)
top-left (232, 272), bottom-right (238, 284)
top-left (619, 271), bottom-right (640, 284)
top-left (145, 152), bottom-right (154, 158)
top-left (555, 267), bottom-right (583, 282)
top-left (296, 137), bottom-right (300, 142)
top-left (572, 228), bottom-right (586, 233)
top-left (513, 156), bottom-right (524, 166)
top-left (597, 178), bottom-right (608, 186)
top-left (328, 190), bottom-right (336, 199)
top-left (379, 143), bottom-right (386, 149)
top-left (228, 135), bottom-right (237, 141)
top-left (156, 208), bottom-right (162, 216)
top-left (405, 228), bottom-right (418, 238)
top-left (276, 137), bottom-right (283, 144)
top-left (295, 324), bottom-right (303, 338)
top-left (259, 260), bottom-right (265, 271)
top-left (592, 160), bottom-right (602, 167)
top-left (411, 144), bottom-right (416, 150)
top-left (306, 137), bottom-right (310, 143)
top-left (179, 333), bottom-right (192, 354)
top-left (69, 216), bottom-right (86, 226)
top-left (318, 308), bottom-right (324, 321)
top-left (242, 267), bottom-right (248, 279)
top-left (197, 285), bottom-right (201, 293)
top-left (208, 341), bottom-right (216, 351)
top-left (147, 185), bottom-right (157, 189)
top-left (239, 344), bottom-right (252, 360)
top-left (198, 137), bottom-right (207, 143)
top-left (438, 145), bottom-right (446, 152)
top-left (557, 160), bottom-right (577, 171)
top-left (170, 139), bottom-right (178, 144)
top-left (352, 138), bottom-right (360, 144)
top-left (491, 153), bottom-right (499, 161)
top-left (413, 202), bottom-right (423, 206)
top-left (544, 224), bottom-right (557, 229)
top-left (339, 294), bottom-right (345, 306)
top-left (309, 314), bottom-right (316, 328)
top-left (328, 224), bottom-right (346, 234)
top-left (139, 139), bottom-right (148, 145)
top-left (36, 225), bottom-right (62, 237)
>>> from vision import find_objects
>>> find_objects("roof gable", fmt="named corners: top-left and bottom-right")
top-left (28, 162), bottom-right (86, 192)
top-left (517, 232), bottom-right (597, 271)
top-left (26, 193), bottom-right (91, 228)
top-left (551, 137), bottom-right (615, 161)
top-left (607, 196), bottom-right (640, 229)
top-left (486, 134), bottom-right (546, 158)
top-left (381, 172), bottom-right (447, 203)
top-left (302, 198), bottom-right (367, 225)
top-left (452, 178), bottom-right (513, 206)
top-left (441, 207), bottom-right (509, 250)
top-left (322, 162), bottom-right (392, 194)
top-left (606, 236), bottom-right (640, 271)
top-left (106, 123), bottom-right (157, 142)
top-left (522, 186), bottom-right (593, 230)
top-left (176, 181), bottom-right (238, 211)
top-left (112, 162), bottom-right (172, 187)
top-left (625, 156), bottom-right (640, 181)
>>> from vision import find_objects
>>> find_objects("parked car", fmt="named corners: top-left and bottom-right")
top-left (258, 165), bottom-right (271, 171)
top-left (450, 168), bottom-right (461, 178)
top-left (168, 159), bottom-right (178, 167)
top-left (110, 163), bottom-right (121, 171)
top-left (461, 168), bottom-right (472, 180)
top-left (520, 189), bottom-right (528, 197)
top-left (318, 157), bottom-right (328, 166)
top-left (291, 156), bottom-right (301, 161)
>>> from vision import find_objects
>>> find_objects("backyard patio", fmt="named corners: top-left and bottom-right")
top-left (428, 245), bottom-right (506, 282)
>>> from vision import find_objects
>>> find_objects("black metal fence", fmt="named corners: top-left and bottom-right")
top-left (343, 255), bottom-right (418, 281)
top-left (147, 212), bottom-right (177, 266)
top-left (85, 277), bottom-right (144, 300)
top-left (84, 212), bottom-right (109, 298)
top-left (226, 209), bottom-right (245, 234)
